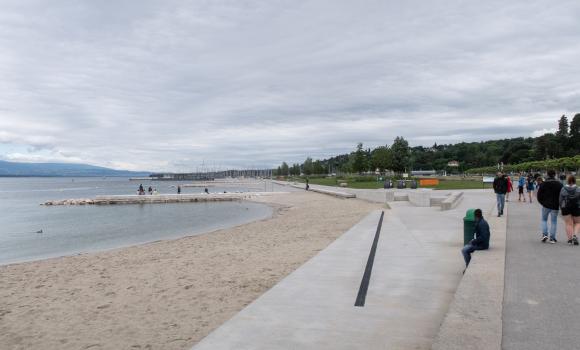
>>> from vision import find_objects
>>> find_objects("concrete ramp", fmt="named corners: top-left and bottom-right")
top-left (192, 210), bottom-right (382, 350)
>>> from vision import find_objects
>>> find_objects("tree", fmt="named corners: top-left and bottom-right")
top-left (390, 136), bottom-right (410, 173)
top-left (312, 160), bottom-right (325, 174)
top-left (303, 157), bottom-right (314, 175)
top-left (352, 143), bottom-right (368, 173)
top-left (276, 114), bottom-right (575, 175)
top-left (570, 113), bottom-right (580, 153)
top-left (289, 163), bottom-right (301, 176)
top-left (281, 162), bottom-right (289, 176)
top-left (534, 133), bottom-right (563, 159)
top-left (370, 146), bottom-right (392, 172)
top-left (570, 113), bottom-right (580, 137)
top-left (556, 114), bottom-right (569, 137)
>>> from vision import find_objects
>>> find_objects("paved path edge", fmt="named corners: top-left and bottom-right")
top-left (432, 204), bottom-right (506, 350)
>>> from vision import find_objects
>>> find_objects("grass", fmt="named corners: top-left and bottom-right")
top-left (287, 176), bottom-right (493, 190)
top-left (430, 180), bottom-right (493, 190)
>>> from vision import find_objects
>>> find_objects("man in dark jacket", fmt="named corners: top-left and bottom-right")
top-left (537, 169), bottom-right (563, 243)
top-left (462, 209), bottom-right (490, 267)
top-left (493, 172), bottom-right (508, 217)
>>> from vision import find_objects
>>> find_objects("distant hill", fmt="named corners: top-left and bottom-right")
top-left (0, 160), bottom-right (150, 177)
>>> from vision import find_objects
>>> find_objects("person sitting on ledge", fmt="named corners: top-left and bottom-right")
top-left (461, 209), bottom-right (490, 268)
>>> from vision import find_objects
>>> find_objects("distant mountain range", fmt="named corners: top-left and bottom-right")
top-left (0, 160), bottom-right (150, 177)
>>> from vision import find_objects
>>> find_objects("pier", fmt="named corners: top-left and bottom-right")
top-left (42, 192), bottom-right (283, 206)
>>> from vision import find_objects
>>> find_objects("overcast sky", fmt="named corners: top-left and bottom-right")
top-left (1, 0), bottom-right (579, 171)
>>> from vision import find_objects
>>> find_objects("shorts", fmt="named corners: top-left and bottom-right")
top-left (518, 186), bottom-right (523, 194)
top-left (562, 207), bottom-right (580, 217)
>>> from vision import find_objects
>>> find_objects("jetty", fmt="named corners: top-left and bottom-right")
top-left (42, 192), bottom-right (283, 206)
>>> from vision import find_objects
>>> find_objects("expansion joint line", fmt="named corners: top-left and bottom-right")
top-left (354, 211), bottom-right (385, 307)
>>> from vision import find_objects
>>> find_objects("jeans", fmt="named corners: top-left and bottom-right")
top-left (541, 207), bottom-right (559, 239)
top-left (462, 243), bottom-right (486, 266)
top-left (496, 193), bottom-right (505, 214)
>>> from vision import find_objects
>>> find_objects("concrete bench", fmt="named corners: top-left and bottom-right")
top-left (308, 187), bottom-right (356, 198)
top-left (407, 189), bottom-right (432, 207)
top-left (430, 196), bottom-right (446, 206)
top-left (441, 192), bottom-right (464, 211)
top-left (431, 207), bottom-right (506, 350)
top-left (394, 193), bottom-right (409, 201)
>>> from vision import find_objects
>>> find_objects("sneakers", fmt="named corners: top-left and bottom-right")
top-left (573, 235), bottom-right (579, 246)
top-left (568, 239), bottom-right (574, 245)
top-left (541, 235), bottom-right (548, 243)
top-left (549, 238), bottom-right (557, 244)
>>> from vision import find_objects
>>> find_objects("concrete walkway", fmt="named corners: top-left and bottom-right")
top-left (192, 191), bottom-right (494, 349)
top-left (503, 200), bottom-right (580, 350)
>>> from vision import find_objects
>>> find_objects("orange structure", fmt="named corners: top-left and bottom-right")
top-left (419, 178), bottom-right (439, 186)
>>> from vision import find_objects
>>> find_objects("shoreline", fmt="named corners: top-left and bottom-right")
top-left (0, 192), bottom-right (381, 350)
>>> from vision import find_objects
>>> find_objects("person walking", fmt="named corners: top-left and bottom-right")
top-left (461, 209), bottom-right (490, 268)
top-left (559, 173), bottom-right (567, 185)
top-left (526, 173), bottom-right (535, 203)
top-left (493, 172), bottom-right (508, 217)
top-left (518, 173), bottom-right (526, 202)
top-left (177, 185), bottom-right (181, 194)
top-left (506, 176), bottom-right (513, 202)
top-left (537, 169), bottom-right (563, 244)
top-left (560, 175), bottom-right (580, 245)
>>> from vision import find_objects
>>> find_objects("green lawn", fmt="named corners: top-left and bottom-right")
top-left (429, 180), bottom-right (493, 190)
top-left (288, 177), bottom-right (492, 190)
top-left (304, 177), bottom-right (340, 186)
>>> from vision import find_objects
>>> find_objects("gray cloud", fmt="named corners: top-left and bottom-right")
top-left (1, 0), bottom-right (579, 171)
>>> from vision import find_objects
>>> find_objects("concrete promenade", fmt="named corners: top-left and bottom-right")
top-left (502, 200), bottom-right (580, 350)
top-left (275, 180), bottom-right (463, 209)
top-left (193, 191), bottom-right (494, 349)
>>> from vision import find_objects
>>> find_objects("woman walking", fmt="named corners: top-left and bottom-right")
top-left (560, 175), bottom-right (580, 245)
top-left (506, 176), bottom-right (513, 201)
top-left (526, 173), bottom-right (535, 203)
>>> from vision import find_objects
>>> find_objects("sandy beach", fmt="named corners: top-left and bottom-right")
top-left (0, 192), bottom-right (380, 350)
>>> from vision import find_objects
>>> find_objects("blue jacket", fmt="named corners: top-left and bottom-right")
top-left (471, 218), bottom-right (490, 249)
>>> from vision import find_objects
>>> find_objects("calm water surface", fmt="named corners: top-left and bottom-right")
top-left (0, 177), bottom-right (277, 265)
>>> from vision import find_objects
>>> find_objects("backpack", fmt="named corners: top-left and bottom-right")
top-left (562, 189), bottom-right (580, 210)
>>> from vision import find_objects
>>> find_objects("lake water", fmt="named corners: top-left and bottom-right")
top-left (0, 177), bottom-right (278, 265)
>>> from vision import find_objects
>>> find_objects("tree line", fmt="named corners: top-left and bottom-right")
top-left (466, 155), bottom-right (580, 174)
top-left (274, 114), bottom-right (580, 176)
